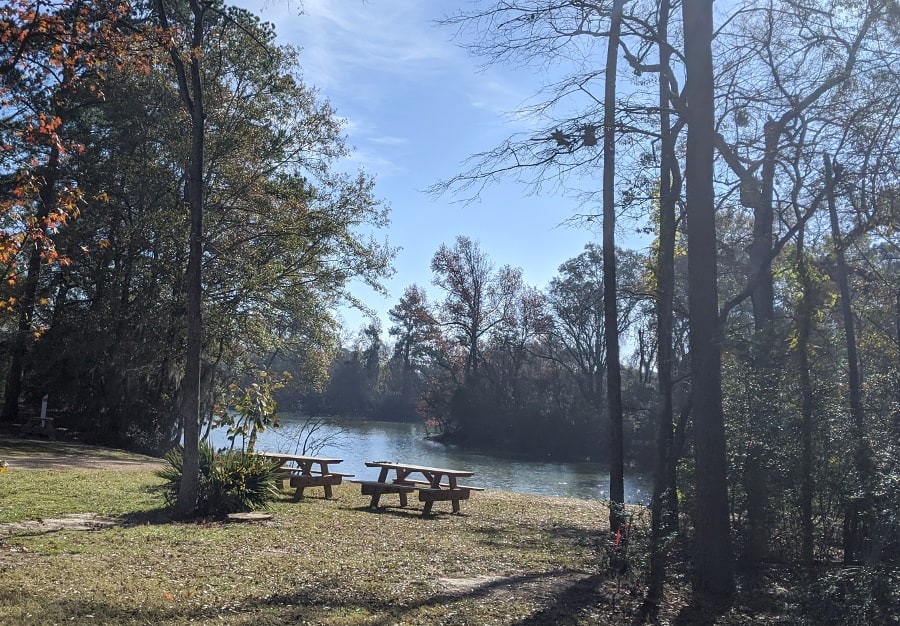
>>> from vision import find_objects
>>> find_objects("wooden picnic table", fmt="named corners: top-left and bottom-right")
top-left (255, 452), bottom-right (352, 500)
top-left (20, 416), bottom-right (55, 440)
top-left (357, 460), bottom-right (482, 515)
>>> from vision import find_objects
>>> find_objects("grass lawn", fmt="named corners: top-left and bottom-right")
top-left (0, 439), bottom-right (828, 625)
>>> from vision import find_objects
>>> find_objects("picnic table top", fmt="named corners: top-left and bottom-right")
top-left (255, 451), bottom-right (344, 464)
top-left (365, 460), bottom-right (474, 477)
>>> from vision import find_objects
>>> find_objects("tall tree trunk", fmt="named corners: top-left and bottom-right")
top-left (795, 222), bottom-right (816, 570)
top-left (2, 143), bottom-right (59, 422)
top-left (824, 153), bottom-right (872, 564)
top-left (648, 0), bottom-right (677, 606)
top-left (604, 0), bottom-right (626, 537)
top-left (155, 0), bottom-right (207, 518)
top-left (742, 120), bottom-right (781, 570)
top-left (682, 0), bottom-right (734, 597)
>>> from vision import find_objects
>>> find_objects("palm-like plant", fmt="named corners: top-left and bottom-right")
top-left (156, 441), bottom-right (281, 517)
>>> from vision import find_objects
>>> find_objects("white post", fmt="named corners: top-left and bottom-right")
top-left (40, 395), bottom-right (48, 419)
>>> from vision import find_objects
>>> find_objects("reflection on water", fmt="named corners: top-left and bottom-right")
top-left (208, 416), bottom-right (648, 503)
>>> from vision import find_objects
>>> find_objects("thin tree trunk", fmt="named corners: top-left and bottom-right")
top-left (824, 153), bottom-right (872, 564)
top-left (795, 222), bottom-right (816, 570)
top-left (682, 0), bottom-right (734, 597)
top-left (155, 0), bottom-right (207, 518)
top-left (604, 0), bottom-right (626, 538)
top-left (742, 119), bottom-right (781, 570)
top-left (648, 0), bottom-right (676, 607)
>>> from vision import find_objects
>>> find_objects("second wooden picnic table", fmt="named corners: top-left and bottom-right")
top-left (358, 461), bottom-right (482, 515)
top-left (255, 451), bottom-right (352, 500)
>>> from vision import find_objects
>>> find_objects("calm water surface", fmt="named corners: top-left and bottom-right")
top-left (208, 416), bottom-right (648, 503)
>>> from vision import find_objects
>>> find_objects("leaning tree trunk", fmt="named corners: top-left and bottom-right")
top-left (682, 0), bottom-right (735, 597)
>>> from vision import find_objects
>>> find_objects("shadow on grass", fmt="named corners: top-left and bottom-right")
top-left (0, 589), bottom-right (323, 626)
top-left (0, 437), bottom-right (157, 460)
top-left (469, 520), bottom-right (607, 570)
top-left (266, 568), bottom-right (593, 625)
top-left (4, 563), bottom-right (620, 625)
top-left (513, 573), bottom-right (606, 625)
top-left (348, 504), bottom-right (467, 520)
top-left (2, 569), bottom-right (603, 625)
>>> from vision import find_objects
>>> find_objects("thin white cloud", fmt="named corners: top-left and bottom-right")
top-left (338, 116), bottom-right (407, 175)
top-left (289, 0), bottom-right (458, 91)
top-left (367, 135), bottom-right (409, 147)
top-left (342, 146), bottom-right (408, 178)
top-left (468, 76), bottom-right (535, 122)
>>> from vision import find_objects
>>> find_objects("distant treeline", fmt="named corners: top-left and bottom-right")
top-left (294, 237), bottom-right (660, 465)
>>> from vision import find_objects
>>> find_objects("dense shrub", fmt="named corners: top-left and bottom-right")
top-left (156, 441), bottom-right (281, 517)
top-left (800, 566), bottom-right (900, 625)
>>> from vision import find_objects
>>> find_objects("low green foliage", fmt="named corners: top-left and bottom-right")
top-left (802, 566), bottom-right (900, 625)
top-left (155, 441), bottom-right (281, 517)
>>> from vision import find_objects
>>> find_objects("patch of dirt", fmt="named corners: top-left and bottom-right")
top-left (436, 570), bottom-right (595, 603)
top-left (0, 512), bottom-right (119, 535)
top-left (2, 454), bottom-right (163, 471)
top-left (437, 574), bottom-right (507, 593)
top-left (0, 436), bottom-right (164, 472)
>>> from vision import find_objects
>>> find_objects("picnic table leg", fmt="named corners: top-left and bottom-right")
top-left (369, 467), bottom-right (389, 507)
top-left (447, 476), bottom-right (462, 513)
top-left (422, 500), bottom-right (434, 516)
top-left (321, 463), bottom-right (334, 499)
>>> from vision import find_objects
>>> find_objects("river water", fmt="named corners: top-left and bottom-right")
top-left (207, 416), bottom-right (649, 503)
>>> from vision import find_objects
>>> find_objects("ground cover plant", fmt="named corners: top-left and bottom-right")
top-left (5, 439), bottom-right (895, 625)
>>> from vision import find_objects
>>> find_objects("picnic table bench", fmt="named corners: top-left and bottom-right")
top-left (356, 461), bottom-right (483, 515)
top-left (255, 452), bottom-right (352, 500)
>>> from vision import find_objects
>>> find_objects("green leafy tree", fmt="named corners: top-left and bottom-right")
top-left (15, 4), bottom-right (392, 458)
top-left (384, 284), bottom-right (438, 420)
top-left (213, 369), bottom-right (291, 454)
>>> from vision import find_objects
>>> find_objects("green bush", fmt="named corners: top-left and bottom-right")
top-left (801, 566), bottom-right (900, 625)
top-left (155, 441), bottom-right (281, 517)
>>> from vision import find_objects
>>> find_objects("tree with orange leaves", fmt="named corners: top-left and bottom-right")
top-left (0, 0), bottom-right (135, 420)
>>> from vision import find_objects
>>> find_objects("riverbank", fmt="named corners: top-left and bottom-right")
top-left (0, 438), bottom-right (818, 624)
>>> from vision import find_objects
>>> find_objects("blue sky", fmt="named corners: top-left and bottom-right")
top-left (235, 0), bottom-right (609, 336)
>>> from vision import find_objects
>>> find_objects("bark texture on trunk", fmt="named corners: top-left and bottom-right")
top-left (682, 0), bottom-right (734, 597)
top-left (604, 0), bottom-right (626, 535)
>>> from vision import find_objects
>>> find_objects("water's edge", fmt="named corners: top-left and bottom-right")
top-left (209, 416), bottom-right (648, 503)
